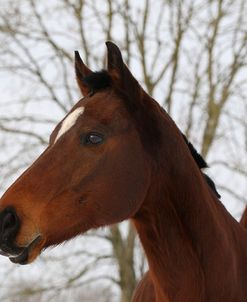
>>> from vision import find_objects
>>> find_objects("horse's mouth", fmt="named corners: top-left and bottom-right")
top-left (9, 235), bottom-right (42, 265)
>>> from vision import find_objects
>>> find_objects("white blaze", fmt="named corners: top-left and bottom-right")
top-left (54, 107), bottom-right (84, 143)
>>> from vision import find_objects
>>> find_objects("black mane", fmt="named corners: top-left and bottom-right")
top-left (182, 134), bottom-right (208, 169)
top-left (182, 134), bottom-right (221, 198)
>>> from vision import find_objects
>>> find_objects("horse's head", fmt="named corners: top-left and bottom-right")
top-left (0, 42), bottom-right (161, 264)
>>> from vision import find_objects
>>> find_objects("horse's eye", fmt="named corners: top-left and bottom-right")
top-left (84, 133), bottom-right (104, 145)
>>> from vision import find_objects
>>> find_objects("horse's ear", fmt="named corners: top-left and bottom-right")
top-left (106, 42), bottom-right (143, 111)
top-left (106, 41), bottom-right (124, 79)
top-left (106, 42), bottom-right (139, 88)
top-left (74, 51), bottom-right (92, 96)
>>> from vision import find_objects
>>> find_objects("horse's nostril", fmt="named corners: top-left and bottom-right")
top-left (3, 212), bottom-right (17, 231)
top-left (0, 208), bottom-right (20, 241)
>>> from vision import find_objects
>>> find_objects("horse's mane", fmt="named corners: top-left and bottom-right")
top-left (182, 134), bottom-right (207, 169)
top-left (83, 71), bottom-right (221, 199)
top-left (182, 134), bottom-right (221, 198)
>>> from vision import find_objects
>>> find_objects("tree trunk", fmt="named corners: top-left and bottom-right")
top-left (110, 223), bottom-right (137, 302)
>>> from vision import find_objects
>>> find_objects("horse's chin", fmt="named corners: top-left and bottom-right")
top-left (9, 235), bottom-right (44, 265)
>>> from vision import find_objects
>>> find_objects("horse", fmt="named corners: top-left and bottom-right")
top-left (240, 207), bottom-right (247, 227)
top-left (0, 42), bottom-right (247, 302)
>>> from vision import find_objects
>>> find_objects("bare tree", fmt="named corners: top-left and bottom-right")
top-left (0, 0), bottom-right (247, 301)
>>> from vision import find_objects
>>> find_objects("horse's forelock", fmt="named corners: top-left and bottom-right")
top-left (83, 70), bottom-right (111, 95)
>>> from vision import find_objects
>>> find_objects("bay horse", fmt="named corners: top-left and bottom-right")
top-left (0, 42), bottom-right (247, 302)
top-left (240, 207), bottom-right (247, 227)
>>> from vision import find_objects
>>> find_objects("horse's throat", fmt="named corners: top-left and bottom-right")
top-left (133, 198), bottom-right (206, 302)
top-left (132, 168), bottom-right (232, 302)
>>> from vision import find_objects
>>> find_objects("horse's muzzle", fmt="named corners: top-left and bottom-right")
top-left (0, 206), bottom-right (43, 264)
top-left (0, 207), bottom-right (23, 260)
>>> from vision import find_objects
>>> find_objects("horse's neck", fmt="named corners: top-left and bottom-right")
top-left (133, 155), bottom-right (240, 302)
